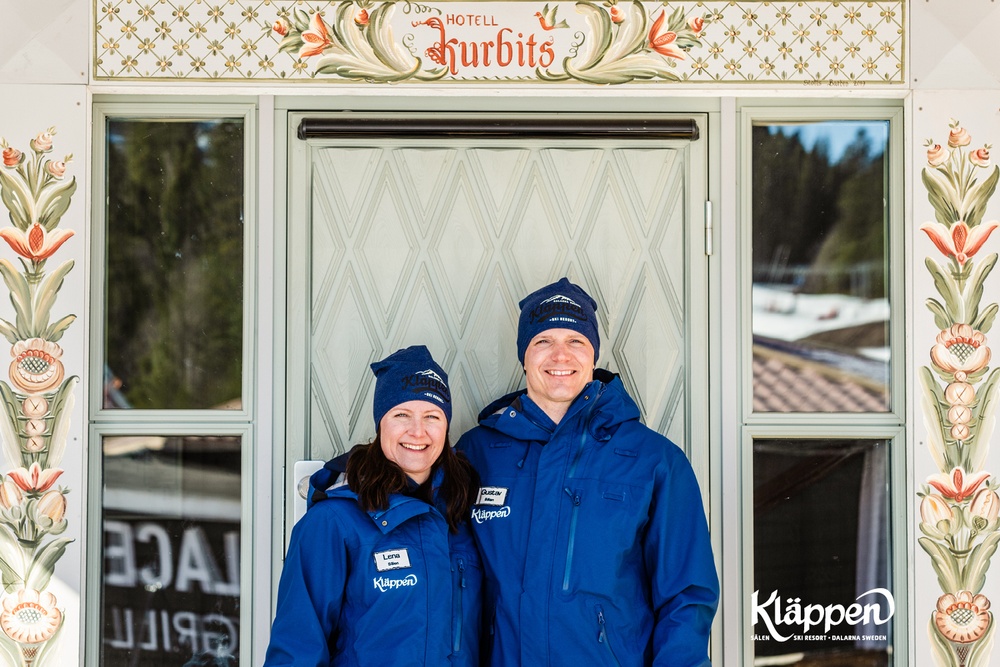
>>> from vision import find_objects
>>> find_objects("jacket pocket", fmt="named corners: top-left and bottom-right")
top-left (596, 605), bottom-right (623, 667)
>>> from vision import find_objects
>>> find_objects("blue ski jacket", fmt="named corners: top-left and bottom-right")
top-left (456, 370), bottom-right (719, 667)
top-left (264, 455), bottom-right (482, 667)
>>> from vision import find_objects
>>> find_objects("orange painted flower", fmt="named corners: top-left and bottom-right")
top-left (948, 122), bottom-right (972, 148)
top-left (970, 487), bottom-right (1000, 524)
top-left (7, 463), bottom-right (63, 494)
top-left (609, 5), bottom-right (625, 24)
top-left (2, 147), bottom-right (22, 167)
top-left (30, 132), bottom-right (53, 153)
top-left (926, 143), bottom-right (949, 167)
top-left (920, 220), bottom-right (999, 267)
top-left (9, 338), bottom-right (65, 395)
top-left (919, 493), bottom-right (953, 525)
top-left (648, 11), bottom-right (685, 60)
top-left (36, 490), bottom-right (66, 523)
top-left (930, 323), bottom-right (991, 375)
top-left (272, 18), bottom-right (289, 36)
top-left (689, 16), bottom-right (705, 34)
top-left (0, 480), bottom-right (22, 510)
top-left (970, 146), bottom-right (991, 168)
top-left (45, 160), bottom-right (67, 179)
top-left (355, 9), bottom-right (369, 26)
top-left (0, 222), bottom-right (74, 262)
top-left (298, 13), bottom-right (332, 58)
top-left (927, 466), bottom-right (991, 503)
top-left (0, 588), bottom-right (62, 645)
top-left (935, 591), bottom-right (991, 643)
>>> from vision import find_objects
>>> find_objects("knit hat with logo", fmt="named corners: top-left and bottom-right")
top-left (516, 277), bottom-right (600, 365)
top-left (371, 345), bottom-right (452, 428)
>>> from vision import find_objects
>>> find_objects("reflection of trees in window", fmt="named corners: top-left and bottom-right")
top-left (105, 120), bottom-right (244, 410)
top-left (752, 124), bottom-right (886, 299)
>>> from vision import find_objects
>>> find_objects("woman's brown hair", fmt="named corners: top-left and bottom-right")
top-left (346, 431), bottom-right (479, 533)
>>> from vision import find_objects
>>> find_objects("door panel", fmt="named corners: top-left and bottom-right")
top-left (288, 117), bottom-right (707, 476)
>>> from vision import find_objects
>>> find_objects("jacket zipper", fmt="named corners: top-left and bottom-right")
top-left (561, 488), bottom-right (582, 590)
top-left (562, 400), bottom-right (597, 590)
top-left (453, 557), bottom-right (466, 653)
top-left (596, 606), bottom-right (622, 667)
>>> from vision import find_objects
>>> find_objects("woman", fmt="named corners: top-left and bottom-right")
top-left (264, 345), bottom-right (481, 666)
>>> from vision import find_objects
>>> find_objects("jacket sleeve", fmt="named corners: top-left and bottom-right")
top-left (263, 504), bottom-right (349, 667)
top-left (644, 446), bottom-right (720, 667)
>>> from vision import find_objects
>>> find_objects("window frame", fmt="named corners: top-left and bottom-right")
top-left (736, 102), bottom-right (908, 667)
top-left (90, 102), bottom-right (257, 422)
top-left (88, 101), bottom-right (258, 667)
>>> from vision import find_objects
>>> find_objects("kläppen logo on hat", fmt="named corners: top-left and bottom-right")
top-left (530, 294), bottom-right (590, 324)
top-left (403, 369), bottom-right (450, 405)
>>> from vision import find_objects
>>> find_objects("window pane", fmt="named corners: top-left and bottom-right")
top-left (101, 434), bottom-right (241, 666)
top-left (753, 438), bottom-right (892, 664)
top-left (104, 119), bottom-right (244, 410)
top-left (752, 121), bottom-right (890, 412)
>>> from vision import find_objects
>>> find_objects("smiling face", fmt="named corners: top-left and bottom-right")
top-left (523, 328), bottom-right (595, 423)
top-left (379, 400), bottom-right (448, 484)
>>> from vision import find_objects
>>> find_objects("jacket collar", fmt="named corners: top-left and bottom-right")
top-left (478, 368), bottom-right (640, 442)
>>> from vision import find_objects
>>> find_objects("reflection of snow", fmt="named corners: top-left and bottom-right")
top-left (753, 284), bottom-right (890, 342)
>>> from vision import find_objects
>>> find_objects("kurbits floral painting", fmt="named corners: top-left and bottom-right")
top-left (918, 120), bottom-right (1000, 667)
top-left (0, 130), bottom-right (77, 667)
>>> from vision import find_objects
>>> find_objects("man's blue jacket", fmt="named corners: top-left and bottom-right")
top-left (456, 370), bottom-right (719, 666)
top-left (264, 455), bottom-right (482, 666)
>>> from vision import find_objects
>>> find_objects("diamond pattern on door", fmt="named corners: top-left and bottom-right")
top-left (304, 138), bottom-right (695, 460)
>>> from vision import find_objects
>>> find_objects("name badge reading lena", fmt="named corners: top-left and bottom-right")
top-left (476, 486), bottom-right (508, 506)
top-left (374, 549), bottom-right (411, 572)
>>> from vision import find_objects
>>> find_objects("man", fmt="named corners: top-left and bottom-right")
top-left (457, 277), bottom-right (719, 666)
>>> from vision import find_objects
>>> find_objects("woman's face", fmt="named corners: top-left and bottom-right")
top-left (379, 400), bottom-right (448, 484)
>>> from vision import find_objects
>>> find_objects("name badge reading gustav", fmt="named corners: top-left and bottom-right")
top-left (476, 486), bottom-right (508, 506)
top-left (374, 549), bottom-right (411, 572)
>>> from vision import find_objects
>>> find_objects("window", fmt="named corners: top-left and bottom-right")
top-left (90, 103), bottom-right (255, 667)
top-left (741, 105), bottom-right (905, 667)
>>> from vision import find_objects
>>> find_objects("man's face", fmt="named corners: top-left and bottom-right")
top-left (523, 328), bottom-right (595, 422)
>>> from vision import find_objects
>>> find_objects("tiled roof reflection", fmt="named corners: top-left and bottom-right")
top-left (752, 343), bottom-right (888, 413)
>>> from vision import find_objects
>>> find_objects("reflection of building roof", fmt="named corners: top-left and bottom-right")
top-left (753, 343), bottom-right (888, 412)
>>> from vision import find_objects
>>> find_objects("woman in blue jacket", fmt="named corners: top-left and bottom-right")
top-left (264, 346), bottom-right (482, 666)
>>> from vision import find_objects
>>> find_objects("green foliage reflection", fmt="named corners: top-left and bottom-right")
top-left (105, 120), bottom-right (243, 410)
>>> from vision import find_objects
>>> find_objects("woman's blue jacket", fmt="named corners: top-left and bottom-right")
top-left (456, 370), bottom-right (719, 666)
top-left (263, 456), bottom-right (482, 666)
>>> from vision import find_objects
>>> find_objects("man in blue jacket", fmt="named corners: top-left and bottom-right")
top-left (457, 277), bottom-right (719, 666)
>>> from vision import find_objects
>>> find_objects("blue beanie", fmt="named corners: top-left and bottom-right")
top-left (516, 277), bottom-right (600, 365)
top-left (371, 346), bottom-right (452, 428)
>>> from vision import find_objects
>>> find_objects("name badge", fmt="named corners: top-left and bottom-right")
top-left (374, 549), bottom-right (411, 572)
top-left (476, 486), bottom-right (508, 506)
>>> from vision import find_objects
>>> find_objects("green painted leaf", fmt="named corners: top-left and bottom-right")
top-left (963, 530), bottom-right (1000, 593)
top-left (963, 166), bottom-right (1000, 227)
top-left (967, 617), bottom-right (997, 666)
top-left (926, 256), bottom-right (964, 322)
top-left (926, 297), bottom-right (952, 330)
top-left (973, 303), bottom-right (998, 334)
top-left (0, 318), bottom-right (17, 345)
top-left (922, 167), bottom-right (961, 225)
top-left (0, 382), bottom-right (24, 471)
top-left (43, 314), bottom-right (76, 342)
top-left (0, 259), bottom-right (31, 335)
top-left (967, 368), bottom-right (1000, 472)
top-left (927, 615), bottom-right (956, 666)
top-left (0, 525), bottom-right (24, 590)
top-left (963, 253), bottom-right (997, 326)
top-left (32, 259), bottom-right (74, 337)
top-left (920, 366), bottom-right (953, 471)
top-left (0, 170), bottom-right (32, 229)
top-left (36, 177), bottom-right (77, 231)
top-left (25, 537), bottom-right (74, 592)
top-left (45, 375), bottom-right (78, 468)
top-left (919, 536), bottom-right (962, 593)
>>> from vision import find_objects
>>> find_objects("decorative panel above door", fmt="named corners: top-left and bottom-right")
top-left (94, 1), bottom-right (905, 84)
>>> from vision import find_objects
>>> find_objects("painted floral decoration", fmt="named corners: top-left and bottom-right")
top-left (919, 120), bottom-right (1000, 667)
top-left (0, 129), bottom-right (78, 667)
